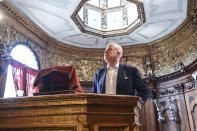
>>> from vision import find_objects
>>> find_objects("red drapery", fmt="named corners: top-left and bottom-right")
top-left (26, 67), bottom-right (39, 96)
top-left (11, 60), bottom-right (26, 92)
top-left (10, 59), bottom-right (38, 96)
top-left (33, 66), bottom-right (84, 93)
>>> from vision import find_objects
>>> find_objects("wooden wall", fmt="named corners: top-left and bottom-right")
top-left (143, 59), bottom-right (197, 131)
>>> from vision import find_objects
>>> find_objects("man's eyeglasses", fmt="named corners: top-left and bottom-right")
top-left (104, 48), bottom-right (117, 52)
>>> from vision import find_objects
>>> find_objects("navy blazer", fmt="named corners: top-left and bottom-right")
top-left (92, 64), bottom-right (149, 102)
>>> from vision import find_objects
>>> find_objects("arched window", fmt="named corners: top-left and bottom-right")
top-left (4, 43), bottom-right (39, 98)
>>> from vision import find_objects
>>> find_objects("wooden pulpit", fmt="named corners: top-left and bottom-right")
top-left (0, 94), bottom-right (142, 131)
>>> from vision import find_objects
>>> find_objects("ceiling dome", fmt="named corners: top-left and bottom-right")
top-left (71, 0), bottom-right (145, 38)
top-left (6, 0), bottom-right (187, 48)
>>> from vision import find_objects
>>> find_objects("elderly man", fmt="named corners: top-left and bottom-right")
top-left (92, 43), bottom-right (149, 103)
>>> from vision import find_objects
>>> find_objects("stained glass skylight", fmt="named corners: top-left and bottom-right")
top-left (72, 0), bottom-right (145, 38)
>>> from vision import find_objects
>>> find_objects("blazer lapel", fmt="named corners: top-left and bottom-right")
top-left (100, 67), bottom-right (107, 93)
top-left (116, 64), bottom-right (124, 91)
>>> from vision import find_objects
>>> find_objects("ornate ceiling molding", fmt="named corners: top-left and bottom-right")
top-left (149, 0), bottom-right (195, 48)
top-left (0, 0), bottom-right (196, 58)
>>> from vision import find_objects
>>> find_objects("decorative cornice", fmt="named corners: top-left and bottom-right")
top-left (0, 94), bottom-right (139, 105)
top-left (156, 70), bottom-right (189, 82)
top-left (157, 81), bottom-right (195, 97)
top-left (0, 112), bottom-right (133, 119)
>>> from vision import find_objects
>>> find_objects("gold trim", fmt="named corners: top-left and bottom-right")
top-left (0, 112), bottom-right (135, 118)
top-left (0, 94), bottom-right (139, 105)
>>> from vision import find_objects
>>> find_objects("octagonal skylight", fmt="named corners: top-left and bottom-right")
top-left (72, 0), bottom-right (145, 38)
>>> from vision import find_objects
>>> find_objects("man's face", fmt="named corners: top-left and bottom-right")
top-left (104, 44), bottom-right (119, 64)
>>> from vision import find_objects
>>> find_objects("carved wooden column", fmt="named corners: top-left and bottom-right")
top-left (141, 81), bottom-right (157, 131)
top-left (142, 54), bottom-right (157, 131)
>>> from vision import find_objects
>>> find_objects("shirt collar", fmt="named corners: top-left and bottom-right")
top-left (107, 62), bottom-right (119, 69)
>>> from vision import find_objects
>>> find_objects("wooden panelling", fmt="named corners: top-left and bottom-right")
top-left (0, 94), bottom-right (141, 131)
top-left (154, 71), bottom-right (197, 131)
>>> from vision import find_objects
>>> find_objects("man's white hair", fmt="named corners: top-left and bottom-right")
top-left (107, 43), bottom-right (123, 58)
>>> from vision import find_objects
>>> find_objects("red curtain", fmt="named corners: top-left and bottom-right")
top-left (26, 67), bottom-right (39, 96)
top-left (10, 59), bottom-right (38, 96)
top-left (34, 66), bottom-right (84, 93)
top-left (11, 60), bottom-right (26, 92)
